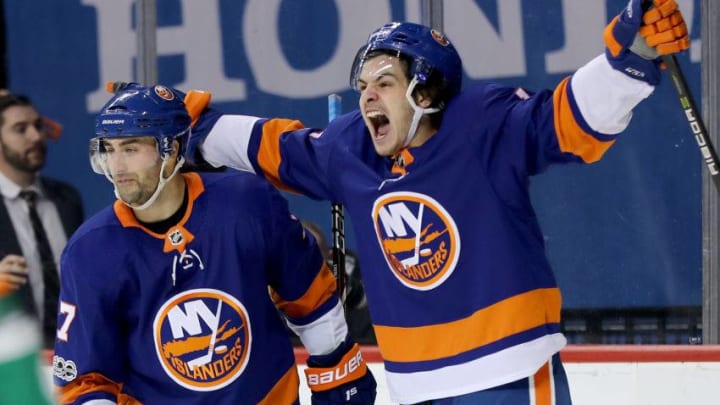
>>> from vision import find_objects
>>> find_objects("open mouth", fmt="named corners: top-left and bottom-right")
top-left (367, 110), bottom-right (390, 139)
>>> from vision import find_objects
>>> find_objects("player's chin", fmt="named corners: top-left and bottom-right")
top-left (369, 131), bottom-right (390, 155)
top-left (373, 135), bottom-right (400, 157)
top-left (117, 189), bottom-right (143, 205)
top-left (123, 197), bottom-right (149, 208)
top-left (372, 140), bottom-right (398, 157)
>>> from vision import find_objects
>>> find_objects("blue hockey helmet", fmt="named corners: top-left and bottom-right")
top-left (91, 83), bottom-right (191, 210)
top-left (350, 22), bottom-right (462, 100)
top-left (92, 83), bottom-right (191, 172)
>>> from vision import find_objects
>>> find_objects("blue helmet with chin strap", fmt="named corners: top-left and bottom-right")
top-left (91, 82), bottom-right (192, 210)
top-left (93, 82), bottom-right (191, 165)
top-left (350, 22), bottom-right (462, 101)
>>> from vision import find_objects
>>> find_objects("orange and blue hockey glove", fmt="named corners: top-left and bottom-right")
top-left (178, 87), bottom-right (221, 169)
top-left (305, 336), bottom-right (377, 404)
top-left (604, 0), bottom-right (690, 85)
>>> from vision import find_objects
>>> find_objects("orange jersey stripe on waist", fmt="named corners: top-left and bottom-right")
top-left (257, 365), bottom-right (300, 405)
top-left (58, 372), bottom-right (130, 404)
top-left (257, 118), bottom-right (305, 192)
top-left (553, 77), bottom-right (615, 163)
top-left (270, 263), bottom-right (337, 318)
top-left (374, 287), bottom-right (561, 363)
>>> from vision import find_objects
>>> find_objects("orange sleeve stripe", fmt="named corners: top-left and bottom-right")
top-left (58, 372), bottom-right (122, 404)
top-left (374, 287), bottom-right (561, 363)
top-left (553, 77), bottom-right (615, 163)
top-left (257, 118), bottom-right (306, 192)
top-left (271, 263), bottom-right (337, 318)
top-left (257, 365), bottom-right (300, 405)
top-left (603, 16), bottom-right (623, 57)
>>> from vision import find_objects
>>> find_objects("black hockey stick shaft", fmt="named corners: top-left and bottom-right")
top-left (328, 94), bottom-right (347, 305)
top-left (661, 54), bottom-right (720, 191)
top-left (640, 0), bottom-right (720, 190)
top-left (331, 203), bottom-right (346, 302)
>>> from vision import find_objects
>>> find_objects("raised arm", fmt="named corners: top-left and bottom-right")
top-left (569, 0), bottom-right (689, 136)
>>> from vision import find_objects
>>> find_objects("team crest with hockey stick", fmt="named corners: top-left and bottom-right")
top-left (153, 289), bottom-right (251, 391)
top-left (372, 191), bottom-right (460, 290)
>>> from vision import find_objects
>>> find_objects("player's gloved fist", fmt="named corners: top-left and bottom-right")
top-left (604, 0), bottom-right (689, 85)
top-left (637, 0), bottom-right (689, 56)
top-left (305, 336), bottom-right (377, 404)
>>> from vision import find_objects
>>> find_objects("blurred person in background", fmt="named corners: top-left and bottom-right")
top-left (0, 91), bottom-right (84, 350)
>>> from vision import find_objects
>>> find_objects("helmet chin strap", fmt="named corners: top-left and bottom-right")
top-left (403, 76), bottom-right (441, 148)
top-left (102, 156), bottom-right (185, 211)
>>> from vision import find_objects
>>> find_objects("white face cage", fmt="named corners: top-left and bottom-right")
top-left (88, 129), bottom-right (188, 175)
top-left (88, 134), bottom-right (186, 210)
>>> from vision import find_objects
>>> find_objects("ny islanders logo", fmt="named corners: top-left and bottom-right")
top-left (154, 85), bottom-right (175, 100)
top-left (153, 289), bottom-right (251, 391)
top-left (372, 192), bottom-right (460, 290)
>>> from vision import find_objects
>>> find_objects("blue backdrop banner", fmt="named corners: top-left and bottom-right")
top-left (4, 0), bottom-right (702, 308)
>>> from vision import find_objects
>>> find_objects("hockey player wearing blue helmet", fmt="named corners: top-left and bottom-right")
top-left (52, 83), bottom-right (376, 404)
top-left (179, 1), bottom-right (689, 403)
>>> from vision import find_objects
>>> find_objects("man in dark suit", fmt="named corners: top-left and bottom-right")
top-left (0, 92), bottom-right (83, 349)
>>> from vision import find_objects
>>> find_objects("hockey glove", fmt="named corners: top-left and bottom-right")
top-left (604, 0), bottom-right (689, 85)
top-left (305, 336), bottom-right (377, 404)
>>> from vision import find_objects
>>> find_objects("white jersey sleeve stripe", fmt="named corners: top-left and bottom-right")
top-left (202, 114), bottom-right (260, 173)
top-left (286, 300), bottom-right (348, 356)
top-left (570, 54), bottom-right (654, 135)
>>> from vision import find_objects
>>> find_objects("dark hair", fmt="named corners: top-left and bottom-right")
top-left (412, 67), bottom-right (448, 129)
top-left (0, 93), bottom-right (34, 127)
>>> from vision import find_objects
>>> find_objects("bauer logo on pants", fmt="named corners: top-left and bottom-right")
top-left (153, 289), bottom-right (251, 391)
top-left (372, 192), bottom-right (460, 290)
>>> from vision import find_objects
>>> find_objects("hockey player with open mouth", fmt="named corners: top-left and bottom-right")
top-left (182, 0), bottom-right (688, 403)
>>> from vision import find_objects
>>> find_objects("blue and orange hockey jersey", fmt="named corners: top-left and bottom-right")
top-left (53, 172), bottom-right (344, 404)
top-left (196, 55), bottom-right (654, 403)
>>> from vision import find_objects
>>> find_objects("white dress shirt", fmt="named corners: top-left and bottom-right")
top-left (0, 171), bottom-right (67, 322)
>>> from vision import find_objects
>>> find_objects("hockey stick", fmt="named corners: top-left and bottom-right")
top-left (641, 0), bottom-right (720, 191)
top-left (661, 55), bottom-right (720, 191)
top-left (328, 94), bottom-right (347, 306)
